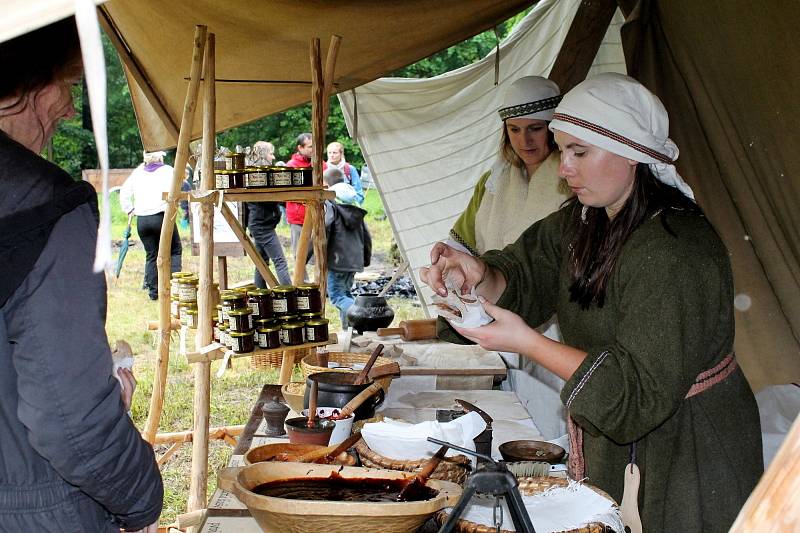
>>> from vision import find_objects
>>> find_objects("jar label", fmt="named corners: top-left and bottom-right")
top-left (171, 300), bottom-right (180, 317)
top-left (296, 296), bottom-right (310, 310)
top-left (279, 329), bottom-right (289, 344)
top-left (216, 174), bottom-right (230, 189)
top-left (231, 336), bottom-right (241, 351)
top-left (305, 327), bottom-right (315, 341)
top-left (249, 302), bottom-right (260, 316)
top-left (257, 332), bottom-right (267, 348)
top-left (272, 299), bottom-right (288, 313)
top-left (179, 286), bottom-right (197, 301)
top-left (291, 173), bottom-right (305, 186)
top-left (273, 172), bottom-right (292, 186)
top-left (247, 172), bottom-right (267, 187)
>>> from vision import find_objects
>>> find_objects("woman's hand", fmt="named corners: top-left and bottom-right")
top-left (117, 367), bottom-right (137, 411)
top-left (419, 242), bottom-right (487, 296)
top-left (453, 297), bottom-right (538, 354)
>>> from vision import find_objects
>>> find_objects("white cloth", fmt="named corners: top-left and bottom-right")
top-left (329, 182), bottom-right (358, 204)
top-left (549, 72), bottom-right (695, 200)
top-left (337, 0), bottom-right (626, 313)
top-left (361, 411), bottom-right (486, 466)
top-left (119, 163), bottom-right (174, 216)
top-left (475, 151), bottom-right (567, 253)
top-left (445, 480), bottom-right (624, 533)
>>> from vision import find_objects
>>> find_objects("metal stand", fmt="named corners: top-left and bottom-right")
top-left (428, 438), bottom-right (535, 533)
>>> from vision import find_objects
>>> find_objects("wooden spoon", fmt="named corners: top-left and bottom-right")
top-left (337, 381), bottom-right (383, 419)
top-left (306, 380), bottom-right (318, 428)
top-left (396, 445), bottom-right (448, 501)
top-left (292, 432), bottom-right (363, 464)
top-left (353, 344), bottom-right (384, 385)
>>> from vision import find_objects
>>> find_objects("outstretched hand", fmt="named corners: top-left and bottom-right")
top-left (453, 297), bottom-right (536, 354)
top-left (419, 242), bottom-right (486, 297)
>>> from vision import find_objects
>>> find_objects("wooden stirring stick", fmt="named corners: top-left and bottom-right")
top-left (338, 382), bottom-right (383, 419)
top-left (353, 344), bottom-right (384, 385)
top-left (306, 380), bottom-right (318, 428)
top-left (293, 432), bottom-right (363, 464)
top-left (397, 445), bottom-right (448, 501)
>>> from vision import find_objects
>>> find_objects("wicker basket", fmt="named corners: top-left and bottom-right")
top-left (249, 351), bottom-right (284, 369)
top-left (354, 440), bottom-right (471, 485)
top-left (435, 477), bottom-right (616, 533)
top-left (301, 351), bottom-right (395, 392)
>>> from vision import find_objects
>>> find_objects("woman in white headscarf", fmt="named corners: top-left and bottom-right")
top-left (422, 73), bottom-right (761, 532)
top-left (449, 76), bottom-right (570, 255)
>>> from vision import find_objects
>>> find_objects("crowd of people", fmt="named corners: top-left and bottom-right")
top-left (1, 14), bottom-right (762, 533)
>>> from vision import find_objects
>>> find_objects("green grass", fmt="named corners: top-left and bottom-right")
top-left (104, 187), bottom-right (424, 525)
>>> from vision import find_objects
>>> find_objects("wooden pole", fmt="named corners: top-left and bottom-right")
top-left (218, 204), bottom-right (279, 287)
top-left (729, 412), bottom-right (800, 531)
top-left (291, 207), bottom-right (314, 286)
top-left (143, 25), bottom-right (207, 443)
top-left (151, 425), bottom-right (245, 445)
top-left (187, 31), bottom-right (215, 519)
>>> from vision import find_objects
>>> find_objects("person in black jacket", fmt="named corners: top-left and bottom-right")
top-left (323, 168), bottom-right (371, 328)
top-left (0, 18), bottom-right (163, 532)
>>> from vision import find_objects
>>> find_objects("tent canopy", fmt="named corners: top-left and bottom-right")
top-left (99, 0), bottom-right (535, 151)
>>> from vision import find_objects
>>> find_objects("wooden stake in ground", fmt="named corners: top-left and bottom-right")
top-left (187, 30), bottom-right (216, 522)
top-left (143, 24), bottom-right (207, 444)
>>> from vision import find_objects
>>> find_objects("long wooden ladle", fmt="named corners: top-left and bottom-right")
top-left (353, 344), bottom-right (384, 385)
top-left (396, 445), bottom-right (449, 501)
top-left (337, 381), bottom-right (383, 420)
top-left (292, 431), bottom-right (364, 464)
top-left (306, 380), bottom-right (318, 428)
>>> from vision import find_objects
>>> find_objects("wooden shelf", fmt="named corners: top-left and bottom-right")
top-left (186, 332), bottom-right (338, 364)
top-left (180, 187), bottom-right (335, 203)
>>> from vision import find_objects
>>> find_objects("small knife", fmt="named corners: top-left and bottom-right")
top-left (454, 398), bottom-right (493, 428)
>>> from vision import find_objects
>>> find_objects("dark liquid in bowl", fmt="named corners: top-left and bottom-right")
top-left (252, 474), bottom-right (437, 502)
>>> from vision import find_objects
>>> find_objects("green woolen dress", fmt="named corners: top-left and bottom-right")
top-left (482, 202), bottom-right (763, 532)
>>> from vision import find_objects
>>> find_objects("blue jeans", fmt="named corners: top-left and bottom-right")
top-left (327, 270), bottom-right (355, 328)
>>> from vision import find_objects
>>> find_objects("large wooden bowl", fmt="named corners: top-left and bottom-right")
top-left (218, 462), bottom-right (462, 533)
top-left (244, 442), bottom-right (356, 466)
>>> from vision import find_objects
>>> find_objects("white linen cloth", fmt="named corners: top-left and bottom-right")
top-left (444, 480), bottom-right (624, 533)
top-left (361, 411), bottom-right (487, 466)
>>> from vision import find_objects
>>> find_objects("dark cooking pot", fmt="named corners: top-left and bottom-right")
top-left (345, 293), bottom-right (394, 334)
top-left (304, 372), bottom-right (385, 421)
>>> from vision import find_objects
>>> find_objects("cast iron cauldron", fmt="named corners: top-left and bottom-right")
top-left (345, 293), bottom-right (394, 334)
top-left (304, 372), bottom-right (384, 421)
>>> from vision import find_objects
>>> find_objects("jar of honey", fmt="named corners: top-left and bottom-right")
top-left (225, 152), bottom-right (246, 171)
top-left (256, 322), bottom-right (282, 349)
top-left (177, 275), bottom-right (199, 302)
top-left (228, 307), bottom-right (254, 333)
top-left (271, 285), bottom-right (297, 317)
top-left (295, 283), bottom-right (322, 313)
top-left (246, 166), bottom-right (269, 188)
top-left (220, 290), bottom-right (247, 322)
top-left (304, 318), bottom-right (329, 343)
top-left (247, 288), bottom-right (271, 321)
top-left (179, 303), bottom-right (198, 329)
top-left (270, 166), bottom-right (293, 188)
top-left (280, 320), bottom-right (305, 346)
top-left (229, 330), bottom-right (255, 354)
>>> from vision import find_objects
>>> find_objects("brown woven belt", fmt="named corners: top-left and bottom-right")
top-left (568, 352), bottom-right (737, 480)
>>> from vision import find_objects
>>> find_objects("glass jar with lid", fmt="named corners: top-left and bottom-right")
top-left (295, 283), bottom-right (322, 313)
top-left (304, 318), bottom-right (329, 343)
top-left (280, 320), bottom-right (305, 346)
top-left (256, 322), bottom-right (282, 349)
top-left (271, 285), bottom-right (297, 317)
top-left (245, 166), bottom-right (269, 188)
top-left (229, 330), bottom-right (255, 354)
top-left (228, 307), bottom-right (254, 333)
top-left (269, 166), bottom-right (293, 188)
top-left (247, 288), bottom-right (271, 321)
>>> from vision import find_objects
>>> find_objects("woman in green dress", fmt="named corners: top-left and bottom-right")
top-left (422, 73), bottom-right (762, 532)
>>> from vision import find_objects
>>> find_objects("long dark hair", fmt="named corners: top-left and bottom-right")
top-left (0, 18), bottom-right (81, 110)
top-left (566, 163), bottom-right (700, 309)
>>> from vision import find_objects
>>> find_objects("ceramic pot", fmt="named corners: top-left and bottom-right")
top-left (345, 293), bottom-right (394, 334)
top-left (284, 416), bottom-right (335, 445)
top-left (304, 372), bottom-right (384, 421)
top-left (261, 397), bottom-right (290, 437)
top-left (301, 407), bottom-right (355, 445)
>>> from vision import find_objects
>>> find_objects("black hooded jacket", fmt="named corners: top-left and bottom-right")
top-left (324, 200), bottom-right (371, 272)
top-left (0, 132), bottom-right (163, 532)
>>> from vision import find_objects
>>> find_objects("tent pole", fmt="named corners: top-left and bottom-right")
top-left (142, 25), bottom-right (207, 444)
top-left (187, 31), bottom-right (216, 524)
top-left (548, 0), bottom-right (617, 93)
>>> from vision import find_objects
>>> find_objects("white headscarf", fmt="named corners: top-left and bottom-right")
top-left (549, 73), bottom-right (694, 200)
top-left (498, 76), bottom-right (561, 121)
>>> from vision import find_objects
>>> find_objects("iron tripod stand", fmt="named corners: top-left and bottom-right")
top-left (429, 437), bottom-right (535, 533)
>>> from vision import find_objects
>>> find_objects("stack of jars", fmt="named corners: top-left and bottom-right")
top-left (170, 272), bottom-right (199, 328)
top-left (214, 283), bottom-right (329, 354)
top-left (214, 151), bottom-right (313, 190)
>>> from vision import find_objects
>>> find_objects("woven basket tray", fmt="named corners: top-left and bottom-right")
top-left (435, 477), bottom-right (616, 533)
top-left (354, 440), bottom-right (471, 485)
top-left (249, 352), bottom-right (283, 369)
top-left (301, 351), bottom-right (395, 392)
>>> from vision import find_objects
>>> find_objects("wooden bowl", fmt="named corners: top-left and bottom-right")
top-left (281, 381), bottom-right (305, 413)
top-left (218, 462), bottom-right (463, 533)
top-left (498, 440), bottom-right (566, 464)
top-left (244, 442), bottom-right (356, 466)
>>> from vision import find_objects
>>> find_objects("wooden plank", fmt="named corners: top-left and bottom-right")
top-left (152, 425), bottom-right (245, 445)
top-left (143, 24), bottom-right (206, 444)
top-left (218, 203), bottom-right (279, 287)
top-left (181, 188), bottom-right (335, 204)
top-left (548, 0), bottom-right (618, 93)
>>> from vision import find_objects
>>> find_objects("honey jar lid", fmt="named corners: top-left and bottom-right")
top-left (283, 321), bottom-right (305, 330)
top-left (249, 288), bottom-right (270, 296)
top-left (272, 285), bottom-right (296, 294)
top-left (296, 283), bottom-right (319, 291)
top-left (229, 330), bottom-right (254, 338)
top-left (257, 324), bottom-right (281, 333)
top-left (228, 308), bottom-right (253, 316)
top-left (171, 271), bottom-right (193, 279)
top-left (305, 318), bottom-right (329, 326)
